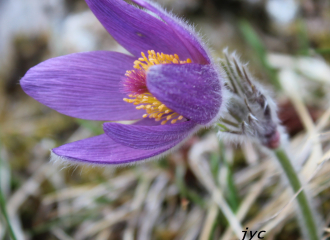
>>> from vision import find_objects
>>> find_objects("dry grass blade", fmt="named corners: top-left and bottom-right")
top-left (181, 208), bottom-right (204, 240)
top-left (51, 228), bottom-right (74, 240)
top-left (221, 172), bottom-right (269, 240)
top-left (175, 207), bottom-right (204, 240)
top-left (123, 171), bottom-right (155, 240)
top-left (75, 205), bottom-right (131, 239)
top-left (138, 173), bottom-right (169, 240)
top-left (199, 202), bottom-right (217, 240)
top-left (188, 133), bottom-right (243, 239)
top-left (8, 163), bottom-right (56, 216)
top-left (95, 229), bottom-right (112, 240)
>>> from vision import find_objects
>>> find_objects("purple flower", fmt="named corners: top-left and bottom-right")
top-left (20, 0), bottom-right (225, 166)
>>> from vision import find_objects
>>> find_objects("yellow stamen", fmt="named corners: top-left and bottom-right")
top-left (124, 50), bottom-right (191, 124)
top-left (132, 51), bottom-right (192, 71)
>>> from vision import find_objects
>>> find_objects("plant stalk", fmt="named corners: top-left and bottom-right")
top-left (274, 148), bottom-right (319, 240)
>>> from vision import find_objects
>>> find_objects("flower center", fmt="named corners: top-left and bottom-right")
top-left (123, 50), bottom-right (192, 125)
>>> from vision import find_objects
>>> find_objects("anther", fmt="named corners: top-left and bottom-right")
top-left (136, 105), bottom-right (145, 109)
top-left (124, 51), bottom-right (192, 124)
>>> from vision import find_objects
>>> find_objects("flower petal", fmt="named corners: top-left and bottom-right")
top-left (21, 51), bottom-right (143, 121)
top-left (147, 63), bottom-right (222, 125)
top-left (131, 0), bottom-right (210, 64)
top-left (52, 134), bottom-right (185, 165)
top-left (85, 0), bottom-right (194, 60)
top-left (103, 121), bottom-right (197, 150)
top-left (134, 118), bottom-right (162, 126)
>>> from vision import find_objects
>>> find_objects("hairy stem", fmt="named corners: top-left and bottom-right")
top-left (274, 148), bottom-right (319, 240)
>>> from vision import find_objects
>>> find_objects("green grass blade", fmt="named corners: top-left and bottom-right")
top-left (239, 20), bottom-right (281, 90)
top-left (0, 145), bottom-right (17, 240)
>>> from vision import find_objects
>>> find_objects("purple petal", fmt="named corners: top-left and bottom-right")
top-left (85, 0), bottom-right (194, 61)
top-left (21, 51), bottom-right (143, 121)
top-left (103, 121), bottom-right (197, 150)
top-left (134, 118), bottom-right (162, 126)
top-left (52, 133), bottom-right (187, 165)
top-left (146, 63), bottom-right (222, 125)
top-left (131, 0), bottom-right (210, 64)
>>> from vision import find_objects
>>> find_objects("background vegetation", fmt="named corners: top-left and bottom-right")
top-left (0, 0), bottom-right (330, 239)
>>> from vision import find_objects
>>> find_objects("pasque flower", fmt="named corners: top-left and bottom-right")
top-left (21, 0), bottom-right (225, 165)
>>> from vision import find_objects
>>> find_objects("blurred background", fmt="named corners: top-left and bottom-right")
top-left (0, 0), bottom-right (330, 239)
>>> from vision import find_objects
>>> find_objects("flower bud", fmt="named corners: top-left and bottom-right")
top-left (217, 50), bottom-right (280, 149)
